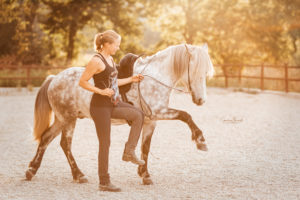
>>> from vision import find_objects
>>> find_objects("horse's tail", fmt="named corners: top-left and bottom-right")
top-left (33, 75), bottom-right (55, 143)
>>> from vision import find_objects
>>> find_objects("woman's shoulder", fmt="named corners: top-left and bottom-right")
top-left (88, 56), bottom-right (105, 72)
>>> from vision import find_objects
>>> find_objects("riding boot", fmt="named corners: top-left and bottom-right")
top-left (122, 145), bottom-right (145, 165)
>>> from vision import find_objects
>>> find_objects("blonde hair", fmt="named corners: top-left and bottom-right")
top-left (94, 30), bottom-right (121, 51)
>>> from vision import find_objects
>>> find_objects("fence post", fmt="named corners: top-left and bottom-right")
top-left (238, 65), bottom-right (242, 88)
top-left (224, 66), bottom-right (228, 88)
top-left (261, 64), bottom-right (264, 91)
top-left (285, 64), bottom-right (288, 93)
top-left (26, 66), bottom-right (31, 87)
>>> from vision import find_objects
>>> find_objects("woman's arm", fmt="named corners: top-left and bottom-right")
top-left (117, 74), bottom-right (144, 86)
top-left (79, 57), bottom-right (114, 97)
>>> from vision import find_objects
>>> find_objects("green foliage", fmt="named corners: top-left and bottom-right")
top-left (143, 0), bottom-right (300, 66)
top-left (41, 0), bottom-right (97, 62)
top-left (0, 0), bottom-right (145, 65)
top-left (0, 0), bottom-right (299, 67)
top-left (0, 20), bottom-right (18, 55)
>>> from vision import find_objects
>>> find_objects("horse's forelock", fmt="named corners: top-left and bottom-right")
top-left (196, 47), bottom-right (215, 79)
top-left (178, 46), bottom-right (214, 81)
top-left (206, 53), bottom-right (215, 79)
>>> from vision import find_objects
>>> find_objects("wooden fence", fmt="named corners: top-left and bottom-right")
top-left (213, 64), bottom-right (300, 92)
top-left (0, 65), bottom-right (67, 86)
top-left (0, 64), bottom-right (300, 92)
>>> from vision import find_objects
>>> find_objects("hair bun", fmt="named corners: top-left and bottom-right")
top-left (94, 30), bottom-right (120, 52)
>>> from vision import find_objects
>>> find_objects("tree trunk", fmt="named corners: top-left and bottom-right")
top-left (66, 22), bottom-right (77, 64)
top-left (183, 0), bottom-right (195, 44)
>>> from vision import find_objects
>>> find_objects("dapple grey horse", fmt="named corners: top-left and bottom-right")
top-left (25, 44), bottom-right (214, 185)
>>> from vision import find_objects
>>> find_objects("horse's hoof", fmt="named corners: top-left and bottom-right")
top-left (25, 169), bottom-right (34, 181)
top-left (142, 177), bottom-right (153, 185)
top-left (74, 176), bottom-right (88, 183)
top-left (197, 142), bottom-right (208, 151)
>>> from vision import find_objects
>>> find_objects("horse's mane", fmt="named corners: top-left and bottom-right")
top-left (137, 44), bottom-right (214, 80)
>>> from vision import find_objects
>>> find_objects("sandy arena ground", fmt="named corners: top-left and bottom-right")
top-left (0, 87), bottom-right (299, 200)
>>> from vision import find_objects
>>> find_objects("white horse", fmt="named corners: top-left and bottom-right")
top-left (25, 44), bottom-right (214, 185)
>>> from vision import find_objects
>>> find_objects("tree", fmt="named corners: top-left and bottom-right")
top-left (250, 0), bottom-right (300, 65)
top-left (92, 0), bottom-right (145, 61)
top-left (143, 0), bottom-right (300, 65)
top-left (0, 0), bottom-right (18, 56)
top-left (41, 0), bottom-right (145, 63)
top-left (41, 0), bottom-right (101, 63)
top-left (245, 0), bottom-right (299, 64)
top-left (0, 0), bottom-right (47, 64)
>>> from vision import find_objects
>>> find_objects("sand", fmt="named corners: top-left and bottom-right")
top-left (0, 87), bottom-right (299, 200)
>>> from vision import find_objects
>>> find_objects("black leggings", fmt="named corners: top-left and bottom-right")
top-left (90, 101), bottom-right (144, 184)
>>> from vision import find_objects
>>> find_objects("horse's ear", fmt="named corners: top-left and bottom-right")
top-left (202, 43), bottom-right (208, 52)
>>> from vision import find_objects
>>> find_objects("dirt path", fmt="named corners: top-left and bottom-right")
top-left (0, 87), bottom-right (299, 200)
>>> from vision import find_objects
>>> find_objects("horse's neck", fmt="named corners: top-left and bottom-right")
top-left (128, 58), bottom-right (176, 113)
top-left (135, 56), bottom-right (179, 86)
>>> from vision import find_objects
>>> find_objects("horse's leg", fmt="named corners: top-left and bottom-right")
top-left (138, 121), bottom-right (156, 185)
top-left (25, 118), bottom-right (63, 180)
top-left (60, 119), bottom-right (88, 183)
top-left (155, 108), bottom-right (207, 151)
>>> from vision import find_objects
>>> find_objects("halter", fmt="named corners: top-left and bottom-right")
top-left (137, 44), bottom-right (192, 118)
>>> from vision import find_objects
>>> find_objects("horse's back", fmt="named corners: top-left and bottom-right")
top-left (46, 67), bottom-right (130, 125)
top-left (47, 67), bottom-right (93, 121)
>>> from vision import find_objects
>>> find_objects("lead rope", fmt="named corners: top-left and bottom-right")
top-left (137, 44), bottom-right (192, 119)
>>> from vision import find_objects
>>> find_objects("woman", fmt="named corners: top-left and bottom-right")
top-left (79, 30), bottom-right (145, 192)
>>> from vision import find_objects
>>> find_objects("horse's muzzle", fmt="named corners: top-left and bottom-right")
top-left (193, 98), bottom-right (205, 106)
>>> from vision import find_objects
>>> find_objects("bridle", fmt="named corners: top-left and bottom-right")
top-left (137, 44), bottom-right (192, 118)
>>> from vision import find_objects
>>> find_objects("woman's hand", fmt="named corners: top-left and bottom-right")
top-left (98, 88), bottom-right (115, 97)
top-left (117, 74), bottom-right (144, 86)
top-left (131, 74), bottom-right (144, 83)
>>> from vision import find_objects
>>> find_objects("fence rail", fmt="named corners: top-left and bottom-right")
top-left (0, 64), bottom-right (300, 92)
top-left (0, 65), bottom-right (67, 86)
top-left (213, 64), bottom-right (300, 92)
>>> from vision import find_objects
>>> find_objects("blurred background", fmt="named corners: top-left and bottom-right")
top-left (0, 0), bottom-right (299, 91)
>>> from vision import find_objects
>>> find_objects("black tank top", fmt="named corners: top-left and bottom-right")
top-left (90, 53), bottom-right (118, 107)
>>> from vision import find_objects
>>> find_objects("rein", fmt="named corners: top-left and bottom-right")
top-left (142, 75), bottom-right (190, 94)
top-left (137, 44), bottom-right (192, 118)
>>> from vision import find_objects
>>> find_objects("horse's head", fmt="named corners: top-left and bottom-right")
top-left (179, 44), bottom-right (214, 106)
